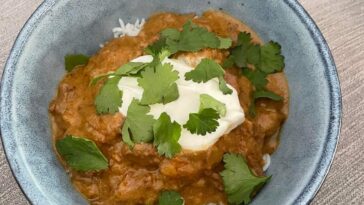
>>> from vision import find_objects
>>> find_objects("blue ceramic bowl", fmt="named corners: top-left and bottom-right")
top-left (0, 0), bottom-right (341, 204)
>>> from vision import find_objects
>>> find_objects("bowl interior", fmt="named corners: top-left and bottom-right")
top-left (0, 0), bottom-right (340, 204)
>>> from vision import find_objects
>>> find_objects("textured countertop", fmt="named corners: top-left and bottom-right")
top-left (0, 0), bottom-right (363, 204)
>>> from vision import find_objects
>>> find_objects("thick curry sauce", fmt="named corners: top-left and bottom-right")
top-left (49, 11), bottom-right (289, 205)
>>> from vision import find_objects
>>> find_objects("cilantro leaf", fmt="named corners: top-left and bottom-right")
top-left (153, 113), bottom-right (182, 158)
top-left (258, 41), bottom-right (284, 74)
top-left (248, 90), bottom-right (283, 117)
top-left (158, 191), bottom-right (184, 205)
top-left (151, 21), bottom-right (232, 55)
top-left (183, 108), bottom-right (219, 135)
top-left (145, 37), bottom-right (168, 56)
top-left (56, 136), bottom-right (108, 171)
top-left (121, 99), bottom-right (156, 147)
top-left (138, 63), bottom-right (179, 105)
top-left (115, 62), bottom-right (149, 76)
top-left (92, 63), bottom-right (150, 113)
top-left (95, 76), bottom-right (122, 114)
top-left (219, 77), bottom-right (233, 95)
top-left (229, 32), bottom-right (284, 75)
top-left (223, 55), bottom-right (235, 69)
top-left (220, 153), bottom-right (271, 205)
top-left (90, 62), bottom-right (148, 86)
top-left (237, 32), bottom-right (251, 45)
top-left (200, 94), bottom-right (227, 116)
top-left (171, 21), bottom-right (220, 53)
top-left (148, 49), bottom-right (172, 68)
top-left (157, 49), bottom-right (172, 62)
top-left (90, 73), bottom-right (112, 86)
top-left (161, 28), bottom-right (181, 40)
top-left (231, 33), bottom-right (260, 68)
top-left (185, 58), bottom-right (224, 82)
top-left (94, 51), bottom-right (174, 114)
top-left (241, 68), bottom-right (268, 90)
top-left (218, 37), bottom-right (233, 49)
top-left (253, 90), bottom-right (283, 101)
top-left (185, 58), bottom-right (232, 94)
top-left (226, 32), bottom-right (285, 117)
top-left (65, 54), bottom-right (89, 72)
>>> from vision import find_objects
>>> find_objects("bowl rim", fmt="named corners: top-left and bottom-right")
top-left (0, 0), bottom-right (342, 204)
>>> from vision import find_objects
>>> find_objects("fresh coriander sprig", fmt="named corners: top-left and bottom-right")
top-left (183, 108), bottom-right (219, 135)
top-left (158, 191), bottom-right (184, 205)
top-left (224, 32), bottom-right (285, 116)
top-left (65, 54), bottom-right (89, 72)
top-left (146, 20), bottom-right (232, 55)
top-left (138, 63), bottom-right (180, 105)
top-left (200, 94), bottom-right (227, 117)
top-left (153, 113), bottom-right (182, 158)
top-left (248, 90), bottom-right (283, 116)
top-left (185, 58), bottom-right (233, 95)
top-left (91, 61), bottom-right (149, 86)
top-left (94, 76), bottom-right (123, 114)
top-left (56, 136), bottom-right (108, 171)
top-left (225, 32), bottom-right (284, 73)
top-left (121, 99), bottom-right (156, 147)
top-left (241, 68), bottom-right (268, 90)
top-left (93, 52), bottom-right (174, 114)
top-left (220, 153), bottom-right (271, 205)
top-left (92, 62), bottom-right (150, 115)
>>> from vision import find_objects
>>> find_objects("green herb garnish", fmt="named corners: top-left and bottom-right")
top-left (224, 32), bottom-right (285, 116)
top-left (147, 20), bottom-right (232, 55)
top-left (94, 76), bottom-right (123, 114)
top-left (165, 21), bottom-right (231, 53)
top-left (93, 53), bottom-right (170, 114)
top-left (219, 76), bottom-right (233, 95)
top-left (248, 89), bottom-right (284, 116)
top-left (56, 136), bottom-right (108, 171)
top-left (65, 54), bottom-right (89, 72)
top-left (153, 112), bottom-right (182, 158)
top-left (91, 62), bottom-right (149, 86)
top-left (183, 108), bottom-right (219, 135)
top-left (94, 21), bottom-right (233, 114)
top-left (138, 62), bottom-right (179, 105)
top-left (92, 62), bottom-right (150, 115)
top-left (200, 94), bottom-right (227, 117)
top-left (220, 153), bottom-right (271, 205)
top-left (230, 33), bottom-right (260, 68)
top-left (158, 191), bottom-right (184, 205)
top-left (253, 90), bottom-right (283, 101)
top-left (185, 58), bottom-right (233, 94)
top-left (121, 99), bottom-right (156, 147)
top-left (241, 68), bottom-right (268, 90)
top-left (227, 32), bottom-right (284, 73)
top-left (115, 62), bottom-right (149, 76)
top-left (259, 41), bottom-right (285, 74)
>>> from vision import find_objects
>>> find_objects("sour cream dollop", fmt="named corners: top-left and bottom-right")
top-left (118, 55), bottom-right (245, 151)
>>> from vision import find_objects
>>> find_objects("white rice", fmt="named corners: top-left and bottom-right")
top-left (99, 18), bottom-right (145, 48)
top-left (112, 18), bottom-right (145, 38)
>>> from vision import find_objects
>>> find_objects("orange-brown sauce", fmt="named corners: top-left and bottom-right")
top-left (49, 11), bottom-right (289, 205)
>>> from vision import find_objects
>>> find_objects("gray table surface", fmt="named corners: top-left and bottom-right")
top-left (0, 0), bottom-right (363, 204)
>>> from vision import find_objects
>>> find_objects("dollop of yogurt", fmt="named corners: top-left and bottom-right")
top-left (118, 55), bottom-right (245, 151)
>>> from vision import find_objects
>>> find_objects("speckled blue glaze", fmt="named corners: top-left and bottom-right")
top-left (0, 0), bottom-right (341, 204)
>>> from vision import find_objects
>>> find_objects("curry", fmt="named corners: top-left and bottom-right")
top-left (49, 10), bottom-right (289, 205)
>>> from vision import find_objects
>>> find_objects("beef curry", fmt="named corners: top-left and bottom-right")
top-left (49, 10), bottom-right (289, 205)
